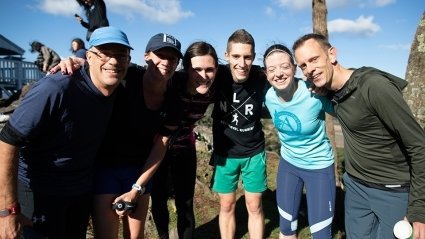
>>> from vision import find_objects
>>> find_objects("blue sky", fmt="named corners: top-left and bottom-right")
top-left (1, 0), bottom-right (423, 78)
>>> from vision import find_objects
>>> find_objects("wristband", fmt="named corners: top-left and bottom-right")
top-left (0, 204), bottom-right (20, 217)
top-left (132, 183), bottom-right (145, 195)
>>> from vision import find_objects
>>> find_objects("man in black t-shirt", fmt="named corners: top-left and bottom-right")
top-left (211, 29), bottom-right (269, 239)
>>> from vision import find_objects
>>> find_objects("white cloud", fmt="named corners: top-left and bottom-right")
top-left (106, 0), bottom-right (193, 24)
top-left (274, 0), bottom-right (351, 11)
top-left (273, 0), bottom-right (395, 11)
top-left (37, 0), bottom-right (193, 24)
top-left (328, 15), bottom-right (381, 37)
top-left (378, 43), bottom-right (410, 50)
top-left (38, 0), bottom-right (80, 16)
top-left (264, 6), bottom-right (275, 17)
top-left (274, 0), bottom-right (310, 11)
top-left (372, 0), bottom-right (396, 7)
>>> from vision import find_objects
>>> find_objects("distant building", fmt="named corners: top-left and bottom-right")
top-left (0, 34), bottom-right (44, 99)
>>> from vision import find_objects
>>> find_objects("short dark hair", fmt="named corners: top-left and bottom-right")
top-left (182, 41), bottom-right (218, 71)
top-left (292, 33), bottom-right (332, 53)
top-left (226, 29), bottom-right (255, 54)
top-left (30, 41), bottom-right (43, 53)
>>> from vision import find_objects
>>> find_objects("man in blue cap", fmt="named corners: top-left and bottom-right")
top-left (0, 26), bottom-right (132, 239)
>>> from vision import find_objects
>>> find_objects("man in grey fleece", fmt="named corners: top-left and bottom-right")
top-left (293, 33), bottom-right (425, 239)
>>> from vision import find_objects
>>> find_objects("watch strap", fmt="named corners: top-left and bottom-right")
top-left (0, 204), bottom-right (20, 217)
top-left (132, 183), bottom-right (145, 195)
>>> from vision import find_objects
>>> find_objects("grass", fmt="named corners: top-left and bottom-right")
top-left (154, 118), bottom-right (347, 239)
top-left (92, 117), bottom-right (346, 239)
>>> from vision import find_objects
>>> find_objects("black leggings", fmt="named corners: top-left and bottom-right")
top-left (151, 147), bottom-right (197, 239)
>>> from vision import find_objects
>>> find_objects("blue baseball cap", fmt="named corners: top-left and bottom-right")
top-left (145, 33), bottom-right (182, 58)
top-left (89, 26), bottom-right (133, 50)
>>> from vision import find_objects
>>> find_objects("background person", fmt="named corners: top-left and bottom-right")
top-left (263, 43), bottom-right (335, 239)
top-left (70, 37), bottom-right (87, 59)
top-left (30, 41), bottom-right (61, 73)
top-left (75, 0), bottom-right (109, 41)
top-left (292, 33), bottom-right (425, 239)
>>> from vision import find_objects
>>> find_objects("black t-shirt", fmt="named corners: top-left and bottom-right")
top-left (212, 64), bottom-right (269, 157)
top-left (96, 65), bottom-right (182, 167)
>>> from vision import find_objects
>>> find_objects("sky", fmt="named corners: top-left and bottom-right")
top-left (1, 0), bottom-right (423, 78)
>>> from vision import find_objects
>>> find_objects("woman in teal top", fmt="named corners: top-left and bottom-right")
top-left (263, 43), bottom-right (335, 239)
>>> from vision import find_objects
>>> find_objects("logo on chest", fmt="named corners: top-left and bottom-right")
top-left (273, 111), bottom-right (301, 136)
top-left (220, 93), bottom-right (255, 126)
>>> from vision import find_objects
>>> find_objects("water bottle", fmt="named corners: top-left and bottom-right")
top-left (393, 220), bottom-right (413, 239)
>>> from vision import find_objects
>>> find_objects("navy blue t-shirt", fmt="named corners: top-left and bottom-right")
top-left (0, 66), bottom-right (116, 195)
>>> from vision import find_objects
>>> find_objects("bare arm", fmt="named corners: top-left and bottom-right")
top-left (112, 126), bottom-right (177, 215)
top-left (0, 140), bottom-right (21, 238)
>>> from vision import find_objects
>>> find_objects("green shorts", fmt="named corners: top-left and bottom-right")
top-left (212, 150), bottom-right (267, 193)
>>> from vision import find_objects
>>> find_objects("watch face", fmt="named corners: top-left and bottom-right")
top-left (132, 184), bottom-right (142, 191)
top-left (0, 209), bottom-right (10, 217)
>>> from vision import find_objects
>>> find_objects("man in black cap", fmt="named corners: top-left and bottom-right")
top-left (0, 26), bottom-right (132, 239)
top-left (91, 32), bottom-right (184, 239)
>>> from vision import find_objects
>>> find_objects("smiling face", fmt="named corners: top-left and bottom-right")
top-left (225, 42), bottom-right (255, 83)
top-left (87, 44), bottom-right (130, 96)
top-left (264, 51), bottom-right (296, 93)
top-left (144, 48), bottom-right (180, 82)
top-left (187, 55), bottom-right (217, 95)
top-left (294, 38), bottom-right (335, 90)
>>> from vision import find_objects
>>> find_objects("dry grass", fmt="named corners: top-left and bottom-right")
top-left (91, 116), bottom-right (346, 239)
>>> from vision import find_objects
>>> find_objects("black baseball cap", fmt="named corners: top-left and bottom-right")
top-left (145, 33), bottom-right (182, 58)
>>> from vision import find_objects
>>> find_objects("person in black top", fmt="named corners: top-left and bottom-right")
top-left (211, 29), bottom-right (269, 239)
top-left (151, 41), bottom-right (218, 239)
top-left (75, 0), bottom-right (109, 41)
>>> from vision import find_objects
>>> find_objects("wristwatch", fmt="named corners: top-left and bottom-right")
top-left (132, 183), bottom-right (146, 195)
top-left (0, 204), bottom-right (20, 217)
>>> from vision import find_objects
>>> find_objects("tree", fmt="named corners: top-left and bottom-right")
top-left (312, 0), bottom-right (342, 187)
top-left (404, 11), bottom-right (425, 129)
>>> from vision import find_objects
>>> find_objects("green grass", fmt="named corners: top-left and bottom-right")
top-left (106, 117), bottom-right (347, 238)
